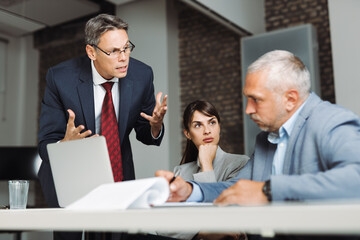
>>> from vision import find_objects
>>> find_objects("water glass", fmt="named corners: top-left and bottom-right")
top-left (8, 180), bottom-right (29, 209)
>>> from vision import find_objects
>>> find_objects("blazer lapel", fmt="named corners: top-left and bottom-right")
top-left (118, 72), bottom-right (133, 144)
top-left (252, 133), bottom-right (276, 181)
top-left (77, 58), bottom-right (95, 133)
top-left (282, 93), bottom-right (321, 174)
top-left (283, 117), bottom-right (305, 174)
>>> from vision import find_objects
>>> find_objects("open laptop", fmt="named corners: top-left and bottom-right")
top-left (47, 136), bottom-right (114, 207)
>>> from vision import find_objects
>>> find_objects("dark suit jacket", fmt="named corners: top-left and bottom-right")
top-left (38, 55), bottom-right (164, 207)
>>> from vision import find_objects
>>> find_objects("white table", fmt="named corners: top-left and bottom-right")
top-left (1, 201), bottom-right (360, 237)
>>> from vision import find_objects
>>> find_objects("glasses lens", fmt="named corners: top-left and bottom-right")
top-left (105, 42), bottom-right (135, 58)
top-left (124, 47), bottom-right (131, 54)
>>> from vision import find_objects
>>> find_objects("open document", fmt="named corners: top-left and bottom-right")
top-left (66, 177), bottom-right (169, 210)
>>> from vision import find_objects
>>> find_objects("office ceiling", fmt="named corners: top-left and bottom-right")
top-left (0, 0), bottom-right (102, 37)
top-left (105, 0), bottom-right (136, 4)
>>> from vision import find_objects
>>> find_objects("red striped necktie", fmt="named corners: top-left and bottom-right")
top-left (101, 82), bottom-right (123, 182)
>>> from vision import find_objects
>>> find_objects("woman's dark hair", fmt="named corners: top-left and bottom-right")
top-left (180, 100), bottom-right (221, 165)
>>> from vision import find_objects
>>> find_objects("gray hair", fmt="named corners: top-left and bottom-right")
top-left (85, 14), bottom-right (128, 46)
top-left (247, 50), bottom-right (311, 99)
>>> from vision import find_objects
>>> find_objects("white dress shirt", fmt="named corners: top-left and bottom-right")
top-left (91, 61), bottom-right (120, 135)
top-left (91, 60), bottom-right (162, 139)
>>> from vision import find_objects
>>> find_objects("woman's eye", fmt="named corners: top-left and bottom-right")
top-left (194, 124), bottom-right (201, 128)
top-left (210, 121), bottom-right (216, 125)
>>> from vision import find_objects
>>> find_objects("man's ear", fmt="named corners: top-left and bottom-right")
top-left (284, 89), bottom-right (299, 112)
top-left (86, 44), bottom-right (96, 61)
top-left (183, 129), bottom-right (191, 140)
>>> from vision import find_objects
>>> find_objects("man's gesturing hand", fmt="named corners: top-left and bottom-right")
top-left (140, 92), bottom-right (168, 138)
top-left (60, 109), bottom-right (96, 142)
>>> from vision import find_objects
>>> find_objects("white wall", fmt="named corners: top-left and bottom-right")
top-left (0, 34), bottom-right (39, 146)
top-left (196, 0), bottom-right (265, 34)
top-left (0, 35), bottom-right (50, 240)
top-left (328, 0), bottom-right (360, 116)
top-left (116, 0), bottom-right (181, 178)
top-left (0, 33), bottom-right (38, 221)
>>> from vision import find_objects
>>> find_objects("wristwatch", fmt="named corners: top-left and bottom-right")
top-left (262, 179), bottom-right (272, 202)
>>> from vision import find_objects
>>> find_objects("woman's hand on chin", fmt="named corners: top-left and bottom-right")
top-left (198, 144), bottom-right (217, 172)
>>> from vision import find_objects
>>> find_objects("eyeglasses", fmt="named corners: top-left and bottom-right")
top-left (92, 41), bottom-right (135, 58)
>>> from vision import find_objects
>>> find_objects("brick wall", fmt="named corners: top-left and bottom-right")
top-left (177, 2), bottom-right (249, 155)
top-left (265, 0), bottom-right (335, 102)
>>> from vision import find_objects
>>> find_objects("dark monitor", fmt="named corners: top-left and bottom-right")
top-left (0, 147), bottom-right (41, 180)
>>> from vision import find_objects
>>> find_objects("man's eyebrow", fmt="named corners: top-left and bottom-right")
top-left (244, 91), bottom-right (263, 99)
top-left (243, 89), bottom-right (251, 97)
top-left (112, 40), bottom-right (130, 49)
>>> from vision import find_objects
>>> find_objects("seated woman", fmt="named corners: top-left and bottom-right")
top-left (161, 100), bottom-right (248, 240)
top-left (174, 100), bottom-right (249, 183)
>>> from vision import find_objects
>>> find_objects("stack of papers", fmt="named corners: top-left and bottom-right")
top-left (66, 177), bottom-right (169, 210)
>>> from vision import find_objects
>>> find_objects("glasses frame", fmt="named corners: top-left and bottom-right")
top-left (92, 41), bottom-right (135, 57)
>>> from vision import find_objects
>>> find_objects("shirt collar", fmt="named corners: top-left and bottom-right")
top-left (91, 60), bottom-right (118, 85)
top-left (268, 98), bottom-right (308, 143)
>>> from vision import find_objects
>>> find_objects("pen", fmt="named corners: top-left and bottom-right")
top-left (169, 175), bottom-right (177, 184)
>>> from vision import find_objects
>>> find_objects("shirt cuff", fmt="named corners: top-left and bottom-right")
top-left (151, 125), bottom-right (163, 140)
top-left (186, 182), bottom-right (204, 202)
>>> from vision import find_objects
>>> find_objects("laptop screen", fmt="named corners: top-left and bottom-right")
top-left (47, 136), bottom-right (114, 207)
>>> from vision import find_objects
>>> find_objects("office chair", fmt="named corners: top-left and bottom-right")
top-left (0, 146), bottom-right (41, 240)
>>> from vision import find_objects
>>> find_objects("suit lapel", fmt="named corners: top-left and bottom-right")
top-left (118, 71), bottom-right (133, 145)
top-left (282, 117), bottom-right (305, 174)
top-left (77, 58), bottom-right (95, 133)
top-left (253, 133), bottom-right (276, 181)
top-left (282, 93), bottom-right (321, 174)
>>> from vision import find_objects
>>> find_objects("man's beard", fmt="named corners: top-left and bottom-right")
top-left (250, 114), bottom-right (270, 132)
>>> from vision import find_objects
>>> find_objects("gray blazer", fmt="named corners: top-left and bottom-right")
top-left (159, 147), bottom-right (248, 240)
top-left (173, 146), bottom-right (249, 182)
top-left (197, 93), bottom-right (360, 202)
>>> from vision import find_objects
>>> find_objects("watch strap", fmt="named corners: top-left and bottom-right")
top-left (262, 179), bottom-right (272, 202)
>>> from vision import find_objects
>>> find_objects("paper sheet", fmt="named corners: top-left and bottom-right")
top-left (66, 177), bottom-right (169, 210)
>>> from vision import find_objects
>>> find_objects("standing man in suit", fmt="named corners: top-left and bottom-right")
top-left (157, 50), bottom-right (360, 238)
top-left (38, 14), bottom-right (167, 240)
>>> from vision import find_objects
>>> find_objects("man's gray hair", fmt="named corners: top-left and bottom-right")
top-left (85, 14), bottom-right (128, 46)
top-left (247, 50), bottom-right (311, 99)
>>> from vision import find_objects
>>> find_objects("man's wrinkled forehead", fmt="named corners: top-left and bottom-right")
top-left (243, 71), bottom-right (268, 92)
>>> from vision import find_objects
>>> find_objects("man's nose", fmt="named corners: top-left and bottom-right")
top-left (245, 100), bottom-right (255, 115)
top-left (117, 51), bottom-right (126, 61)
